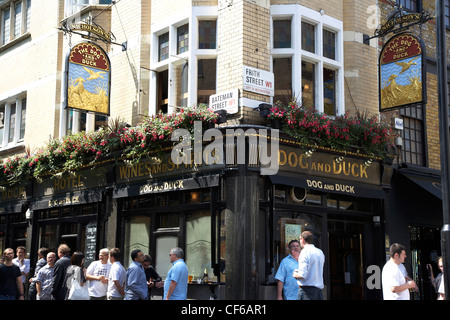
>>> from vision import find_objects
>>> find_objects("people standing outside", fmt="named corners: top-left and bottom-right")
top-left (164, 247), bottom-right (188, 300)
top-left (13, 246), bottom-right (30, 298)
top-left (28, 247), bottom-right (50, 300)
top-left (0, 248), bottom-right (24, 300)
top-left (382, 243), bottom-right (416, 300)
top-left (35, 252), bottom-right (56, 300)
top-left (428, 257), bottom-right (444, 299)
top-left (143, 254), bottom-right (162, 299)
top-left (275, 239), bottom-right (301, 300)
top-left (64, 251), bottom-right (87, 300)
top-left (124, 249), bottom-right (148, 300)
top-left (293, 231), bottom-right (325, 300)
top-left (86, 248), bottom-right (111, 300)
top-left (107, 248), bottom-right (126, 300)
top-left (52, 244), bottom-right (71, 300)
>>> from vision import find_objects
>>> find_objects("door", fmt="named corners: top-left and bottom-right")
top-left (329, 230), bottom-right (364, 300)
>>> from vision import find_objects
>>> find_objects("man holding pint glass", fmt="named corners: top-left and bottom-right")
top-left (382, 243), bottom-right (417, 300)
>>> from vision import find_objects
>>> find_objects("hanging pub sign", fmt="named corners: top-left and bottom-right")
top-left (66, 42), bottom-right (111, 115)
top-left (379, 33), bottom-right (426, 111)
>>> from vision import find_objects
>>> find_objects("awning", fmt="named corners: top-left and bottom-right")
top-left (113, 174), bottom-right (220, 198)
top-left (269, 173), bottom-right (386, 199)
top-left (399, 172), bottom-right (442, 200)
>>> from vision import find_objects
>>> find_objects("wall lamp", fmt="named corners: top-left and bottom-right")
top-left (364, 159), bottom-right (373, 167)
top-left (257, 103), bottom-right (272, 118)
top-left (214, 109), bottom-right (227, 124)
top-left (304, 148), bottom-right (315, 158)
top-left (26, 208), bottom-right (33, 221)
top-left (334, 155), bottom-right (344, 164)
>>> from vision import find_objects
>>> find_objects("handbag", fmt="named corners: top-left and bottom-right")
top-left (68, 278), bottom-right (90, 300)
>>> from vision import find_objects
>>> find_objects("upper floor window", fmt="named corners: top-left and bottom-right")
top-left (151, 9), bottom-right (218, 114)
top-left (198, 20), bottom-right (216, 49)
top-left (273, 19), bottom-right (291, 48)
top-left (1, 0), bottom-right (31, 46)
top-left (177, 24), bottom-right (189, 54)
top-left (301, 21), bottom-right (315, 53)
top-left (65, 0), bottom-right (111, 16)
top-left (158, 32), bottom-right (169, 62)
top-left (323, 29), bottom-right (336, 60)
top-left (400, 104), bottom-right (424, 166)
top-left (398, 0), bottom-right (419, 12)
top-left (272, 5), bottom-right (343, 116)
top-left (0, 96), bottom-right (26, 149)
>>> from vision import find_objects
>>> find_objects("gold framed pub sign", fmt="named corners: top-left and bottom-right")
top-left (379, 33), bottom-right (426, 111)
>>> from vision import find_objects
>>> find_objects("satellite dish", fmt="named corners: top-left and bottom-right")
top-left (290, 187), bottom-right (306, 202)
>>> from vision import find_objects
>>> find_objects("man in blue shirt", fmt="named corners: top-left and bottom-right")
top-left (275, 240), bottom-right (301, 300)
top-left (125, 249), bottom-right (148, 300)
top-left (164, 247), bottom-right (188, 300)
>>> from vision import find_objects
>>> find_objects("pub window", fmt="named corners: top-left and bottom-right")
top-left (323, 68), bottom-right (336, 116)
top-left (271, 212), bottom-right (322, 282)
top-left (158, 32), bottom-right (169, 62)
top-left (197, 59), bottom-right (216, 105)
top-left (302, 61), bottom-right (315, 110)
top-left (198, 20), bottom-right (216, 49)
top-left (273, 58), bottom-right (293, 105)
top-left (177, 24), bottom-right (189, 54)
top-left (157, 69), bottom-right (168, 113)
top-left (399, 0), bottom-right (419, 12)
top-left (1, 0), bottom-right (31, 46)
top-left (323, 29), bottom-right (336, 60)
top-left (301, 21), bottom-right (315, 53)
top-left (273, 19), bottom-right (291, 48)
top-left (185, 210), bottom-right (213, 281)
top-left (400, 104), bottom-right (424, 166)
top-left (124, 216), bottom-right (151, 267)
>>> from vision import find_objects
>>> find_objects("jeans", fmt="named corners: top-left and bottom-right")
top-left (297, 286), bottom-right (323, 300)
top-left (0, 295), bottom-right (16, 300)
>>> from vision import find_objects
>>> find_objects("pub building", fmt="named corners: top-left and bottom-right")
top-left (0, 126), bottom-right (389, 300)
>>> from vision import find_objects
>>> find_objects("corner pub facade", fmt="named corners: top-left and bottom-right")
top-left (1, 0), bottom-right (446, 300)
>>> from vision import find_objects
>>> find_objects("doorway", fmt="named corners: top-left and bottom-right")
top-left (328, 221), bottom-right (364, 300)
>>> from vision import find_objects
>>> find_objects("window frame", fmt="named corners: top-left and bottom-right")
top-left (398, 0), bottom-right (421, 12)
top-left (271, 4), bottom-right (344, 116)
top-left (0, 0), bottom-right (31, 47)
top-left (0, 96), bottom-right (26, 150)
top-left (400, 104), bottom-right (425, 166)
top-left (64, 0), bottom-right (111, 17)
top-left (150, 7), bottom-right (218, 114)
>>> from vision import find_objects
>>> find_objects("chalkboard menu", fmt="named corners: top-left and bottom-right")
top-left (85, 222), bottom-right (97, 267)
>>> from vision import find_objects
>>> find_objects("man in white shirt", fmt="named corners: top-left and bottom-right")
top-left (293, 231), bottom-right (325, 300)
top-left (13, 246), bottom-right (30, 298)
top-left (382, 243), bottom-right (416, 300)
top-left (86, 248), bottom-right (111, 300)
top-left (107, 248), bottom-right (126, 300)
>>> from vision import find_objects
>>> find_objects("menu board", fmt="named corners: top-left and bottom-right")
top-left (85, 222), bottom-right (97, 267)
